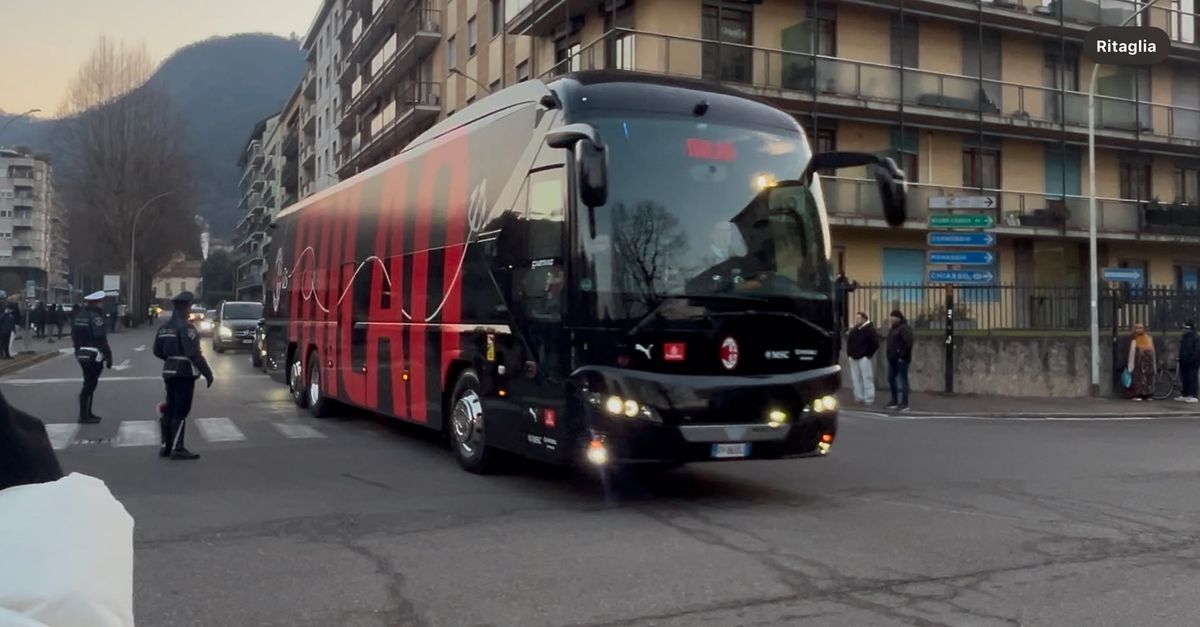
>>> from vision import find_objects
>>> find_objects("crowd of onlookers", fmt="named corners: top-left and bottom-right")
top-left (0, 301), bottom-right (82, 359)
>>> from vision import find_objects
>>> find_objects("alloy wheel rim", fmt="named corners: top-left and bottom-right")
top-left (309, 362), bottom-right (320, 406)
top-left (451, 390), bottom-right (483, 457)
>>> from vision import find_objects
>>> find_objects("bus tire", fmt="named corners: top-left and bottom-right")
top-left (448, 369), bottom-right (495, 474)
top-left (307, 350), bottom-right (335, 418)
top-left (289, 351), bottom-right (308, 408)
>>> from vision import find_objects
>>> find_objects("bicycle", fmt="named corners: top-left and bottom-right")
top-left (1152, 360), bottom-right (1181, 401)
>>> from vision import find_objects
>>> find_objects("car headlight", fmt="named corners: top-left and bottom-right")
top-left (584, 391), bottom-right (661, 423)
top-left (811, 395), bottom-right (839, 414)
top-left (218, 325), bottom-right (233, 338)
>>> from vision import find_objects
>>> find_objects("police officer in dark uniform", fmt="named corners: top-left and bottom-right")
top-left (72, 291), bottom-right (113, 424)
top-left (152, 291), bottom-right (213, 460)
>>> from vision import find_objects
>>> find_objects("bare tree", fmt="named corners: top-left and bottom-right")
top-left (52, 37), bottom-right (199, 311)
top-left (611, 201), bottom-right (689, 311)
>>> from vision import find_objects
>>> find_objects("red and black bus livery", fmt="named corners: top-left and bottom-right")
top-left (262, 70), bottom-right (907, 473)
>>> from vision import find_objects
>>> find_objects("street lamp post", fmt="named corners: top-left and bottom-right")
top-left (448, 68), bottom-right (492, 96)
top-left (129, 191), bottom-right (174, 325)
top-left (1087, 0), bottom-right (1164, 396)
top-left (0, 108), bottom-right (42, 145)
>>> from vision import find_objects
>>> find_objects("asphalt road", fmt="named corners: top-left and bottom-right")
top-left (5, 324), bottom-right (1200, 626)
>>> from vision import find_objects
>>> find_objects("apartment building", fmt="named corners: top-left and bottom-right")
top-left (497, 0), bottom-right (1200, 295)
top-left (300, 0), bottom-right (355, 197)
top-left (233, 115), bottom-right (280, 301)
top-left (0, 148), bottom-right (69, 303)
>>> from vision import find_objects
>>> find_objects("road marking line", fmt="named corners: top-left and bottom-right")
top-left (111, 359), bottom-right (133, 371)
top-left (133, 345), bottom-right (147, 352)
top-left (114, 420), bottom-right (160, 447)
top-left (272, 421), bottom-right (326, 439)
top-left (45, 424), bottom-right (79, 450)
top-left (0, 376), bottom-right (161, 385)
top-left (196, 417), bottom-right (246, 442)
top-left (843, 411), bottom-right (1168, 422)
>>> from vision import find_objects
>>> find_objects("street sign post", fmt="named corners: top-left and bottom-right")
top-left (929, 270), bottom-right (995, 284)
top-left (928, 251), bottom-right (995, 266)
top-left (927, 232), bottom-right (995, 247)
top-left (928, 213), bottom-right (995, 229)
top-left (929, 196), bottom-right (997, 210)
top-left (1102, 267), bottom-right (1143, 283)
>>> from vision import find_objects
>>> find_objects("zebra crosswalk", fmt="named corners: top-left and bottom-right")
top-left (45, 416), bottom-right (328, 452)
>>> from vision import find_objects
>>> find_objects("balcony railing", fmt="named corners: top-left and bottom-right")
top-left (548, 29), bottom-right (1200, 144)
top-left (819, 176), bottom-right (1200, 238)
top-left (11, 216), bottom-right (33, 228)
top-left (911, 0), bottom-right (1198, 46)
top-left (345, 82), bottom-right (441, 168)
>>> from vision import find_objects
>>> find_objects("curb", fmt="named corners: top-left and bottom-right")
top-left (846, 409), bottom-right (1200, 420)
top-left (0, 350), bottom-right (63, 378)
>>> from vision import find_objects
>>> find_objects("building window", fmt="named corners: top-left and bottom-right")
top-left (1177, 264), bottom-right (1200, 291)
top-left (890, 127), bottom-right (919, 182)
top-left (810, 2), bottom-right (837, 56)
top-left (1119, 161), bottom-right (1152, 200)
top-left (701, 3), bottom-right (753, 83)
top-left (554, 37), bottom-right (581, 75)
top-left (890, 15), bottom-right (918, 67)
top-left (604, 6), bottom-right (637, 70)
top-left (491, 0), bottom-right (502, 37)
top-left (516, 60), bottom-right (530, 81)
top-left (1177, 166), bottom-right (1199, 204)
top-left (489, 78), bottom-right (501, 93)
top-left (468, 17), bottom-right (478, 56)
top-left (962, 143), bottom-right (1000, 189)
top-left (448, 35), bottom-right (457, 70)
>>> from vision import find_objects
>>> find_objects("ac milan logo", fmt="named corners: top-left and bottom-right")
top-left (719, 336), bottom-right (739, 370)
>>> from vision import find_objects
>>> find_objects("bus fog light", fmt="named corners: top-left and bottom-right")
top-left (812, 395), bottom-right (839, 413)
top-left (817, 441), bottom-right (832, 455)
top-left (587, 439), bottom-right (609, 466)
top-left (767, 409), bottom-right (788, 427)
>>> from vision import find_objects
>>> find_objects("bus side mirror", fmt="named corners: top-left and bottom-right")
top-left (802, 152), bottom-right (907, 228)
top-left (546, 124), bottom-right (608, 238)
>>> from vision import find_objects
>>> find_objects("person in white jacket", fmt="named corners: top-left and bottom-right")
top-left (0, 392), bottom-right (134, 627)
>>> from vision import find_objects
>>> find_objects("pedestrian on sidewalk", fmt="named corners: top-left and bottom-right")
top-left (886, 309), bottom-right (914, 412)
top-left (0, 307), bottom-right (14, 360)
top-left (31, 302), bottom-right (45, 339)
top-left (153, 291), bottom-right (213, 461)
top-left (1176, 321), bottom-right (1199, 403)
top-left (54, 304), bottom-right (65, 340)
top-left (846, 312), bottom-right (879, 405)
top-left (1124, 323), bottom-right (1156, 401)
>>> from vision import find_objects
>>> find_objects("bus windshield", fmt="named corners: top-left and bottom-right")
top-left (575, 116), bottom-right (831, 322)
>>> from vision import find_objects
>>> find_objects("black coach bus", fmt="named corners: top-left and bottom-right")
top-left (262, 70), bottom-right (906, 473)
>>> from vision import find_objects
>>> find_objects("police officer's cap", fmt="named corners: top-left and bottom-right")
top-left (170, 291), bottom-right (195, 304)
top-left (84, 291), bottom-right (106, 301)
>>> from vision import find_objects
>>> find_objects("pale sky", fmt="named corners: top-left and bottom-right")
top-left (0, 0), bottom-right (324, 116)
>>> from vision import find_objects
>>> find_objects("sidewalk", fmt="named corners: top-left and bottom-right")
top-left (0, 331), bottom-right (70, 378)
top-left (838, 388), bottom-right (1200, 418)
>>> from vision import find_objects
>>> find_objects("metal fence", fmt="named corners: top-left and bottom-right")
top-left (841, 284), bottom-right (1200, 333)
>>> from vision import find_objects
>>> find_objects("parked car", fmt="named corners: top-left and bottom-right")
top-left (212, 301), bottom-right (263, 354)
top-left (197, 310), bottom-right (216, 337)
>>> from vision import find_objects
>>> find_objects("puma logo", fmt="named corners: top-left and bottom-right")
top-left (634, 344), bottom-right (654, 359)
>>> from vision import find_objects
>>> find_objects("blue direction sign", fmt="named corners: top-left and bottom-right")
top-left (928, 251), bottom-right (995, 265)
top-left (1102, 267), bottom-right (1144, 283)
top-left (927, 232), bottom-right (995, 247)
top-left (929, 270), bottom-right (995, 284)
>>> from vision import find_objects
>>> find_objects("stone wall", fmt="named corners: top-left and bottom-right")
top-left (841, 331), bottom-right (1181, 398)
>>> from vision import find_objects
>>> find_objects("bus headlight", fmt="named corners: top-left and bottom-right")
top-left (586, 392), bottom-right (662, 423)
top-left (811, 395), bottom-right (839, 414)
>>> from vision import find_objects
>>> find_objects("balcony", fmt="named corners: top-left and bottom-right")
top-left (818, 176), bottom-right (1200, 241)
top-left (303, 70), bottom-right (316, 99)
top-left (340, 81), bottom-right (441, 176)
top-left (239, 190), bottom-right (263, 211)
top-left (552, 29), bottom-right (1200, 149)
top-left (6, 168), bottom-right (35, 180)
top-left (842, 0), bottom-right (1198, 50)
top-left (301, 143), bottom-right (315, 171)
top-left (505, 0), bottom-right (592, 36)
top-left (11, 215), bottom-right (33, 228)
top-left (344, 9), bottom-right (441, 117)
top-left (345, 0), bottom-right (397, 65)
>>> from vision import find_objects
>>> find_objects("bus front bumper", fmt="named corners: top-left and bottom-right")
top-left (572, 366), bottom-right (840, 466)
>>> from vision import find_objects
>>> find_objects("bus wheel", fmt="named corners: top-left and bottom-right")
top-left (307, 351), bottom-right (334, 418)
top-left (449, 370), bottom-right (495, 474)
top-left (289, 353), bottom-right (308, 408)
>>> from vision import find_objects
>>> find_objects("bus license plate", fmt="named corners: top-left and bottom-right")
top-left (242, 339), bottom-right (253, 344)
top-left (711, 443), bottom-right (749, 459)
